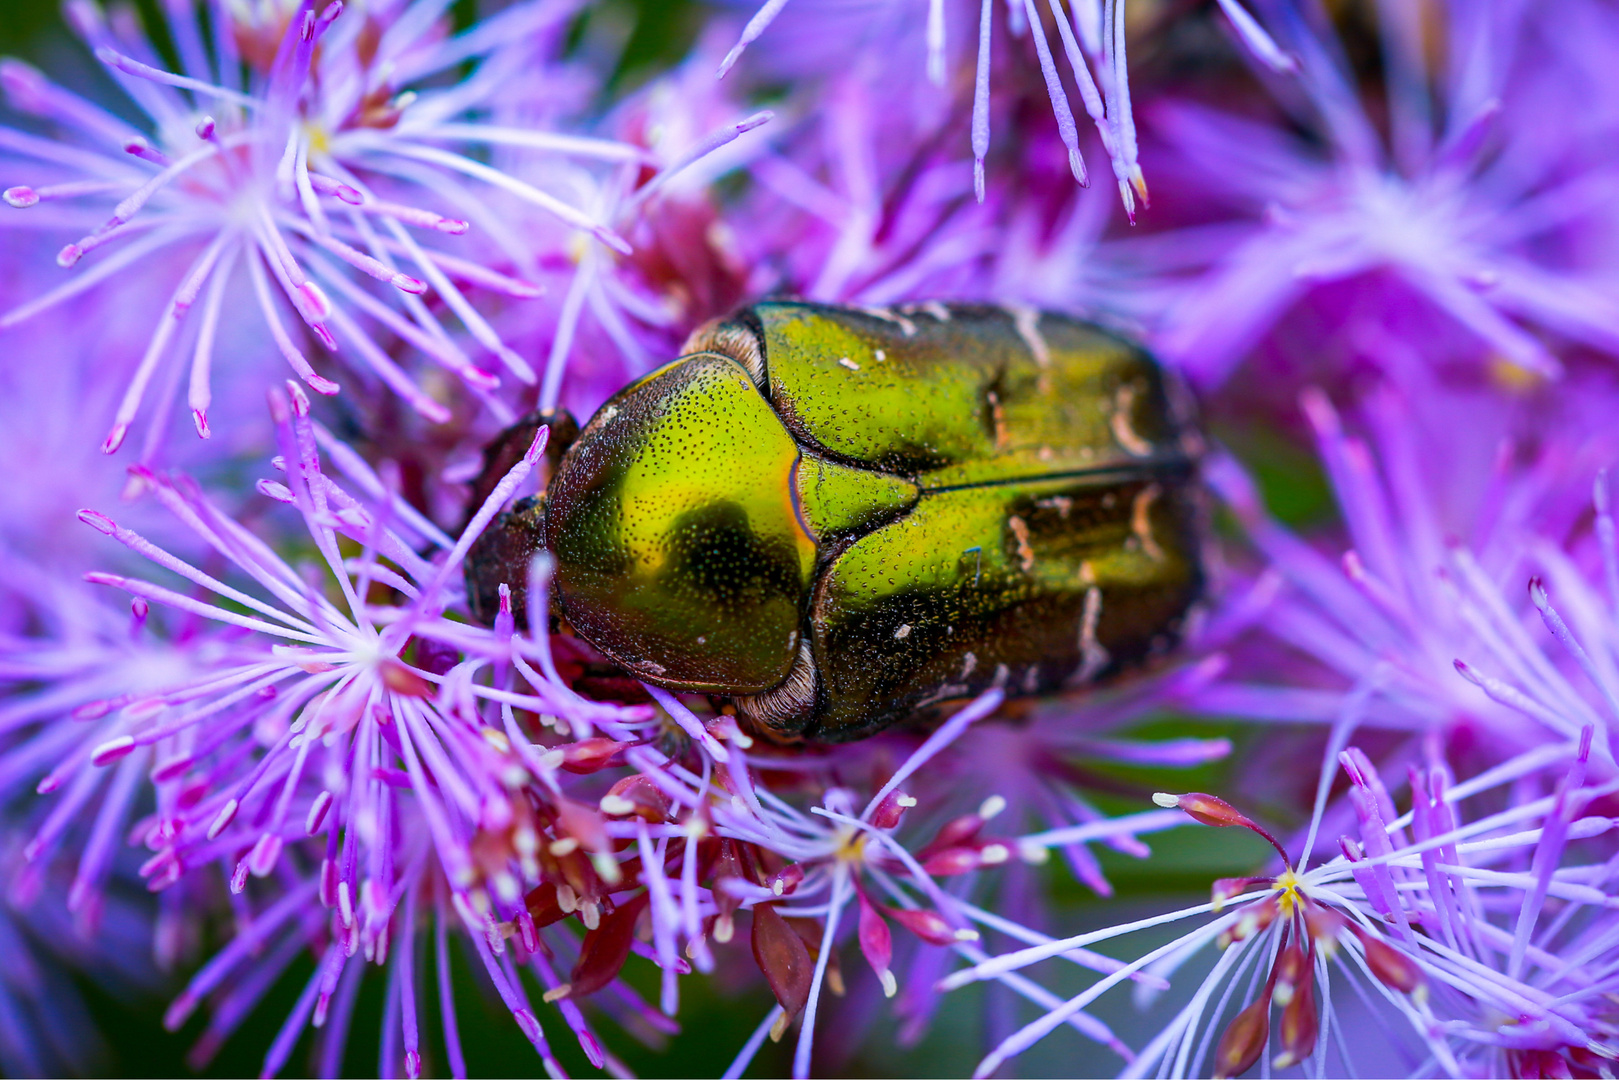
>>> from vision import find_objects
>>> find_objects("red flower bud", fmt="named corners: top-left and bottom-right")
top-left (1156, 791), bottom-right (1252, 830)
top-left (1305, 904), bottom-right (1346, 952)
top-left (1271, 943), bottom-right (1308, 1007)
top-left (1213, 989), bottom-right (1272, 1079)
top-left (1356, 929), bottom-right (1426, 999)
top-left (599, 775), bottom-right (671, 822)
top-left (920, 811), bottom-right (986, 858)
top-left (869, 790), bottom-right (917, 830)
top-left (922, 846), bottom-right (983, 876)
top-left (1273, 961), bottom-right (1318, 1068)
top-left (767, 863), bottom-right (805, 897)
top-left (752, 902), bottom-right (813, 1021)
top-left (560, 737), bottom-right (627, 774)
top-left (1154, 792), bottom-right (1290, 863)
top-left (856, 890), bottom-right (896, 998)
top-left (1218, 896), bottom-right (1279, 948)
top-left (379, 659), bottom-right (432, 697)
top-left (554, 798), bottom-right (611, 852)
top-left (884, 904), bottom-right (977, 946)
top-left (568, 891), bottom-right (649, 997)
top-left (1211, 876), bottom-right (1269, 912)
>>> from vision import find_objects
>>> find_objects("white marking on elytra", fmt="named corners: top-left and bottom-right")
top-left (918, 682), bottom-right (970, 707)
top-left (894, 623), bottom-right (912, 640)
top-left (922, 301), bottom-right (951, 322)
top-left (1037, 495), bottom-right (1073, 518)
top-left (1073, 586), bottom-right (1110, 684)
top-left (986, 389), bottom-right (1008, 447)
top-left (873, 349), bottom-right (887, 362)
top-left (1131, 484), bottom-right (1164, 562)
top-left (960, 651), bottom-right (977, 678)
top-left (838, 356), bottom-right (860, 371)
top-left (992, 663), bottom-right (1010, 688)
top-left (1111, 384), bottom-right (1153, 456)
top-left (1008, 515), bottom-right (1035, 572)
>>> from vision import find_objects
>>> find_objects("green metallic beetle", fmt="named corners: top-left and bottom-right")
top-left (466, 301), bottom-right (1205, 743)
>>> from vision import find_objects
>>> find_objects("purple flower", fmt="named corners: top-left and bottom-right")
top-left (1147, 0), bottom-right (1619, 387)
top-left (617, 687), bottom-right (1187, 1079)
top-left (11, 0), bottom-right (1619, 1074)
top-left (1, 0), bottom-right (637, 452)
top-left (714, 0), bottom-right (1291, 214)
top-left (941, 730), bottom-right (1618, 1076)
top-left (1197, 381), bottom-right (1619, 797)
top-left (37, 388), bottom-right (657, 1074)
top-left (0, 843), bottom-right (154, 1076)
top-left (486, 54), bottom-right (775, 423)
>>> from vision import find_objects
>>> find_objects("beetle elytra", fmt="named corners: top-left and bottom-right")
top-left (466, 301), bottom-right (1205, 742)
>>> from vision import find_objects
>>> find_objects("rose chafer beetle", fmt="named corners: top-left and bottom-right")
top-left (466, 301), bottom-right (1205, 742)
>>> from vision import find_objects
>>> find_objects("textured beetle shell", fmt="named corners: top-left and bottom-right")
top-left (467, 301), bottom-right (1205, 742)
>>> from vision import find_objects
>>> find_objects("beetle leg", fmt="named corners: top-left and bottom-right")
top-left (1068, 586), bottom-right (1111, 686)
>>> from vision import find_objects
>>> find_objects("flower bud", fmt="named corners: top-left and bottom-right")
top-left (1356, 928), bottom-right (1426, 1000)
top-left (1271, 942), bottom-right (1308, 1007)
top-left (869, 790), bottom-right (917, 830)
top-left (768, 864), bottom-right (805, 897)
top-left (561, 737), bottom-right (627, 774)
top-left (885, 905), bottom-right (977, 946)
top-left (1213, 990), bottom-right (1272, 1079)
top-left (856, 890), bottom-right (896, 998)
top-left (1273, 961), bottom-right (1319, 1068)
top-left (598, 774), bottom-right (671, 822)
top-left (920, 810), bottom-right (986, 856)
top-left (1218, 896), bottom-right (1278, 948)
top-left (1153, 791), bottom-right (1248, 828)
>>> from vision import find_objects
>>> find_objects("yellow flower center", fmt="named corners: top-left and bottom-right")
top-left (834, 827), bottom-right (868, 865)
top-left (1275, 868), bottom-right (1304, 917)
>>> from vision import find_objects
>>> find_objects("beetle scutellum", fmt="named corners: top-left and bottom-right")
top-left (466, 301), bottom-right (1205, 742)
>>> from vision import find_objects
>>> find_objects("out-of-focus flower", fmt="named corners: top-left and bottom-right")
top-left (1150, 0), bottom-right (1619, 387)
top-left (0, 836), bottom-right (154, 1077)
top-left (1, 0), bottom-right (641, 452)
top-left (1196, 380), bottom-right (1619, 807)
top-left (941, 727), bottom-right (1619, 1077)
top-left (0, 564), bottom-right (208, 932)
top-left (690, 63), bottom-right (1127, 325)
top-left (715, 0), bottom-right (1292, 214)
top-left (1445, 459), bottom-right (1619, 782)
